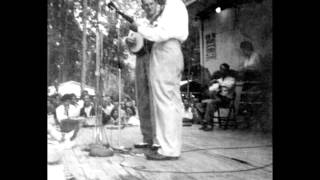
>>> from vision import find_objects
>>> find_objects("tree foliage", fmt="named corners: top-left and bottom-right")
top-left (48, 0), bottom-right (144, 99)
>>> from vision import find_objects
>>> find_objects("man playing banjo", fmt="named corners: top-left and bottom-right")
top-left (128, 0), bottom-right (189, 160)
top-left (125, 0), bottom-right (164, 151)
top-left (109, 0), bottom-right (188, 160)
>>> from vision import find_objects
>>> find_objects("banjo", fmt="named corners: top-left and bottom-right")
top-left (107, 1), bottom-right (162, 54)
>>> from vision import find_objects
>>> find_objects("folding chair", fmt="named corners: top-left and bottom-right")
top-left (212, 92), bottom-right (237, 130)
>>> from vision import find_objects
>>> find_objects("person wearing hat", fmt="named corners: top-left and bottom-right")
top-left (125, 0), bottom-right (164, 151)
top-left (128, 0), bottom-right (189, 160)
top-left (199, 63), bottom-right (237, 131)
top-left (55, 94), bottom-right (82, 141)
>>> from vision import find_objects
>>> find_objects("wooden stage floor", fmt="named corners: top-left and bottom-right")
top-left (52, 125), bottom-right (272, 180)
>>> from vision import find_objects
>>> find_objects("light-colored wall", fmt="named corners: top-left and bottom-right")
top-left (201, 0), bottom-right (272, 75)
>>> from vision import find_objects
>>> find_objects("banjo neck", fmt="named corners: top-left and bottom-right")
top-left (107, 2), bottom-right (134, 23)
top-left (108, 1), bottom-right (164, 27)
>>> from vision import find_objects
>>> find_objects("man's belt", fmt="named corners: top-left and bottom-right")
top-left (135, 38), bottom-right (181, 57)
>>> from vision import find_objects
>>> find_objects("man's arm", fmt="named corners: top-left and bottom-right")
top-left (208, 79), bottom-right (219, 86)
top-left (211, 71), bottom-right (222, 80)
top-left (208, 72), bottom-right (221, 85)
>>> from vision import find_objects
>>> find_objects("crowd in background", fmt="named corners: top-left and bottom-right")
top-left (47, 89), bottom-right (205, 130)
top-left (47, 90), bottom-right (139, 127)
top-left (48, 42), bottom-right (264, 131)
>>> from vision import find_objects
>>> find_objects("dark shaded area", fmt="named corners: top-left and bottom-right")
top-left (180, 81), bottom-right (203, 93)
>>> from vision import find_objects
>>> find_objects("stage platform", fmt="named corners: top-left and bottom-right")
top-left (51, 125), bottom-right (272, 180)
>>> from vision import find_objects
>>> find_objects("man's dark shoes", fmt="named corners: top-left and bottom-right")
top-left (183, 122), bottom-right (192, 126)
top-left (150, 144), bottom-right (161, 151)
top-left (199, 125), bottom-right (206, 130)
top-left (145, 151), bottom-right (179, 161)
top-left (203, 126), bottom-right (213, 131)
top-left (134, 143), bottom-right (152, 149)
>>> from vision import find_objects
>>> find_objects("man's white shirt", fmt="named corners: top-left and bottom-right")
top-left (102, 104), bottom-right (114, 116)
top-left (84, 106), bottom-right (93, 117)
top-left (244, 52), bottom-right (260, 70)
top-left (55, 104), bottom-right (79, 123)
top-left (137, 0), bottom-right (189, 43)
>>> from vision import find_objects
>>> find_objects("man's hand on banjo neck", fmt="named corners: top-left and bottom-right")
top-left (129, 21), bottom-right (138, 32)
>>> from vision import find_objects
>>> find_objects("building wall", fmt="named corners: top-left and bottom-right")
top-left (201, 0), bottom-right (272, 74)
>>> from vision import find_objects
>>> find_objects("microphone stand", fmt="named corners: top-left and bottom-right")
top-left (87, 0), bottom-right (113, 157)
top-left (112, 14), bottom-right (130, 153)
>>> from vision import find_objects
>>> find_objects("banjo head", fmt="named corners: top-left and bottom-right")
top-left (127, 32), bottom-right (144, 53)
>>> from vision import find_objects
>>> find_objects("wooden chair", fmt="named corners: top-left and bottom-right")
top-left (237, 81), bottom-right (265, 129)
top-left (212, 92), bottom-right (237, 130)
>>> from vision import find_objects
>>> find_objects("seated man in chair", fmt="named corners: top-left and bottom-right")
top-left (200, 63), bottom-right (237, 131)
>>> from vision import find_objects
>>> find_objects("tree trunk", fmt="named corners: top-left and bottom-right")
top-left (62, 0), bottom-right (69, 83)
top-left (81, 0), bottom-right (88, 91)
top-left (62, 40), bottom-right (68, 82)
top-left (96, 29), bottom-right (100, 97)
top-left (48, 43), bottom-right (50, 86)
top-left (95, 23), bottom-right (101, 129)
top-left (95, 0), bottom-right (109, 145)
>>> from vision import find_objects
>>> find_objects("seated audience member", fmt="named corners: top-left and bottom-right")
top-left (91, 95), bottom-right (96, 106)
top-left (101, 96), bottom-right (114, 125)
top-left (125, 100), bottom-right (132, 109)
top-left (78, 90), bottom-right (89, 107)
top-left (207, 63), bottom-right (237, 90)
top-left (56, 94), bottom-right (79, 121)
top-left (81, 90), bottom-right (89, 97)
top-left (55, 94), bottom-right (82, 140)
top-left (48, 96), bottom-right (77, 150)
top-left (70, 93), bottom-right (81, 116)
top-left (238, 41), bottom-right (262, 81)
top-left (110, 105), bottom-right (126, 126)
top-left (124, 98), bottom-right (136, 114)
top-left (120, 101), bottom-right (126, 111)
top-left (124, 97), bottom-right (133, 107)
top-left (125, 98), bottom-right (137, 114)
top-left (113, 101), bottom-right (119, 108)
top-left (200, 63), bottom-right (237, 131)
top-left (125, 106), bottom-right (139, 126)
top-left (132, 100), bottom-right (136, 107)
top-left (80, 94), bottom-right (95, 118)
top-left (131, 100), bottom-right (138, 115)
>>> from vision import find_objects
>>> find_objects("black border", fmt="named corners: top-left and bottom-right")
top-left (3, 0), bottom-right (313, 179)
top-left (2, 0), bottom-right (47, 179)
